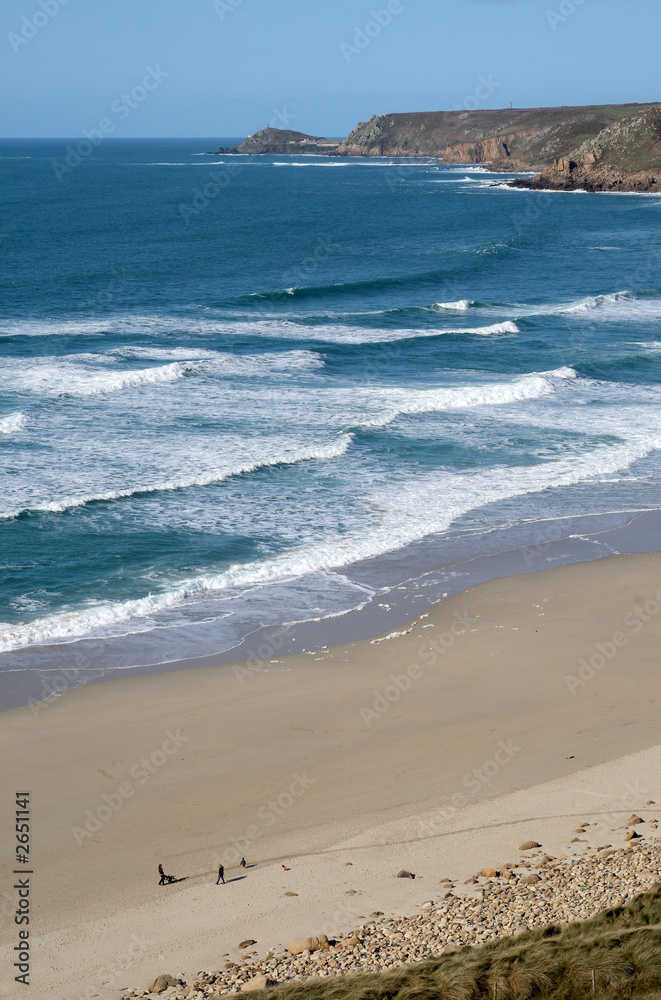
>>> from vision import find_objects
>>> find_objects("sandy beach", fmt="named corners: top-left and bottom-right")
top-left (1, 553), bottom-right (661, 1000)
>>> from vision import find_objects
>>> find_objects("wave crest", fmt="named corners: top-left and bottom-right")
top-left (0, 412), bottom-right (27, 435)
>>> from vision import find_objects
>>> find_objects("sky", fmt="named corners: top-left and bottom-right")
top-left (1, 0), bottom-right (658, 138)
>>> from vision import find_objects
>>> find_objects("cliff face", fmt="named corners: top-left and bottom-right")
top-left (333, 105), bottom-right (659, 168)
top-left (510, 108), bottom-right (661, 192)
top-left (215, 127), bottom-right (340, 155)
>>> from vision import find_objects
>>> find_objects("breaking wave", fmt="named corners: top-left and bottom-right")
top-left (0, 412), bottom-right (27, 435)
top-left (0, 435), bottom-right (352, 520)
top-left (2, 393), bottom-right (658, 654)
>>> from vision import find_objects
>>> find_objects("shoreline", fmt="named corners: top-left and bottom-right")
top-left (1, 553), bottom-right (660, 998)
top-left (2, 507), bottom-right (660, 714)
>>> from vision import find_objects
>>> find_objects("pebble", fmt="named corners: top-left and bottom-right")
top-left (123, 834), bottom-right (661, 999)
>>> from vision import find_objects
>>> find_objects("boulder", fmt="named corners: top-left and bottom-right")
top-left (238, 940), bottom-right (257, 950)
top-left (337, 936), bottom-right (361, 949)
top-left (519, 841), bottom-right (541, 851)
top-left (288, 935), bottom-right (329, 956)
top-left (396, 870), bottom-right (415, 879)
top-left (284, 892), bottom-right (298, 897)
top-left (241, 976), bottom-right (275, 992)
top-left (627, 815), bottom-right (644, 826)
top-left (147, 974), bottom-right (181, 994)
top-left (625, 831), bottom-right (641, 841)
top-left (480, 869), bottom-right (498, 878)
top-left (522, 874), bottom-right (541, 884)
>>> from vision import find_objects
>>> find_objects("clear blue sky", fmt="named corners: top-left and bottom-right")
top-left (1, 0), bottom-right (658, 138)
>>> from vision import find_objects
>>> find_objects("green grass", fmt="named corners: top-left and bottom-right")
top-left (272, 886), bottom-right (661, 1000)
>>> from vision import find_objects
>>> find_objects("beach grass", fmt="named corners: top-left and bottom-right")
top-left (272, 885), bottom-right (661, 1000)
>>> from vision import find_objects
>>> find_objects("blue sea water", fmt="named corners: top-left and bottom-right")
top-left (1, 138), bottom-right (660, 682)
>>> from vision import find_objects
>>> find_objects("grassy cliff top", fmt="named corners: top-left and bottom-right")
top-left (576, 107), bottom-right (661, 171)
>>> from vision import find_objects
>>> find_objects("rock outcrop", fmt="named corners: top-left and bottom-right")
top-left (509, 107), bottom-right (661, 193)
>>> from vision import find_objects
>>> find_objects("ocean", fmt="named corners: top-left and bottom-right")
top-left (1, 137), bottom-right (660, 705)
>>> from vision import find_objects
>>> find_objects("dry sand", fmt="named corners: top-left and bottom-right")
top-left (1, 553), bottom-right (660, 999)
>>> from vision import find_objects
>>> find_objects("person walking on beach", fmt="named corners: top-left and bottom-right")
top-left (240, 857), bottom-right (247, 868)
top-left (158, 864), bottom-right (166, 885)
top-left (216, 864), bottom-right (225, 884)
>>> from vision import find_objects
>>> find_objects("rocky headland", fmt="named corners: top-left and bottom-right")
top-left (332, 104), bottom-right (658, 170)
top-left (509, 106), bottom-right (661, 193)
top-left (211, 128), bottom-right (340, 155)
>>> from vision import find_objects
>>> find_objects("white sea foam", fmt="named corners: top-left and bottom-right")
top-left (0, 369), bottom-right (577, 520)
top-left (3, 350), bottom-right (323, 397)
top-left (270, 160), bottom-right (437, 168)
top-left (0, 435), bottom-right (352, 520)
top-left (0, 312), bottom-right (514, 344)
top-left (110, 345), bottom-right (219, 360)
top-left (629, 341), bottom-right (661, 353)
top-left (3, 399), bottom-right (658, 653)
top-left (109, 346), bottom-right (323, 373)
top-left (4, 358), bottom-right (187, 397)
top-left (536, 291), bottom-right (661, 323)
top-left (562, 291), bottom-right (632, 314)
top-left (2, 288), bottom-right (657, 350)
top-left (461, 321), bottom-right (518, 336)
top-left (433, 299), bottom-right (474, 311)
top-left (355, 367), bottom-right (577, 428)
top-left (0, 412), bottom-right (27, 435)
